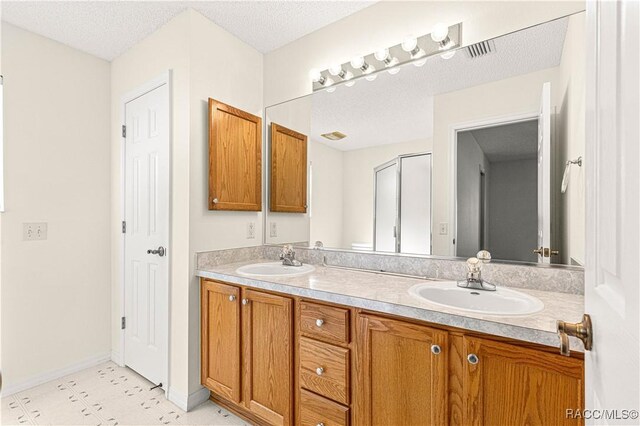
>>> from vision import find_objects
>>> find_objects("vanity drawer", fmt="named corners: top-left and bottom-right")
top-left (300, 301), bottom-right (350, 344)
top-left (300, 389), bottom-right (349, 426)
top-left (300, 337), bottom-right (350, 404)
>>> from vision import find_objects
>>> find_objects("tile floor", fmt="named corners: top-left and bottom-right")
top-left (1, 362), bottom-right (248, 425)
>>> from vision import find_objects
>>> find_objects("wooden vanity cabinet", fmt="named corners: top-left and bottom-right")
top-left (462, 336), bottom-right (584, 426)
top-left (200, 279), bottom-right (293, 426)
top-left (354, 313), bottom-right (449, 426)
top-left (201, 279), bottom-right (584, 426)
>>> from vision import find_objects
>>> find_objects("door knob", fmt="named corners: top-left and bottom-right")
top-left (147, 246), bottom-right (166, 257)
top-left (557, 314), bottom-right (592, 356)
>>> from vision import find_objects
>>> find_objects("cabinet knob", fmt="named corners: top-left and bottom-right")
top-left (431, 344), bottom-right (441, 355)
top-left (315, 367), bottom-right (324, 376)
top-left (315, 319), bottom-right (324, 327)
top-left (242, 298), bottom-right (249, 306)
top-left (467, 353), bottom-right (479, 364)
top-left (316, 423), bottom-right (325, 426)
top-left (212, 198), bottom-right (219, 204)
top-left (228, 295), bottom-right (236, 302)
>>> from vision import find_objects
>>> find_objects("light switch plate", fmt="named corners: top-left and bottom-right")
top-left (439, 223), bottom-right (448, 235)
top-left (270, 222), bottom-right (277, 238)
top-left (23, 223), bottom-right (48, 241)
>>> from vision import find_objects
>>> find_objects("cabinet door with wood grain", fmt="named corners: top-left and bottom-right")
top-left (463, 336), bottom-right (584, 426)
top-left (208, 99), bottom-right (262, 211)
top-left (354, 314), bottom-right (448, 426)
top-left (201, 280), bottom-right (242, 403)
top-left (242, 289), bottom-right (293, 426)
top-left (270, 123), bottom-right (307, 213)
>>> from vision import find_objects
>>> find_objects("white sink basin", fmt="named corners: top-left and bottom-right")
top-left (236, 262), bottom-right (315, 277)
top-left (408, 281), bottom-right (544, 316)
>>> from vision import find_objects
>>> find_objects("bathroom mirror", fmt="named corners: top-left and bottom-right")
top-left (265, 12), bottom-right (585, 267)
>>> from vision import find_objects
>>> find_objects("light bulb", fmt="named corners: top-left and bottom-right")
top-left (310, 69), bottom-right (323, 83)
top-left (414, 58), bottom-right (427, 67)
top-left (323, 77), bottom-right (334, 87)
top-left (401, 37), bottom-right (418, 52)
top-left (343, 70), bottom-right (354, 80)
top-left (374, 48), bottom-right (390, 62)
top-left (350, 56), bottom-right (365, 69)
top-left (388, 67), bottom-right (400, 75)
top-left (440, 50), bottom-right (456, 60)
top-left (328, 64), bottom-right (343, 76)
top-left (431, 23), bottom-right (449, 43)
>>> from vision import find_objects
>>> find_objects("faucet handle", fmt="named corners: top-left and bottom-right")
top-left (466, 257), bottom-right (480, 272)
top-left (477, 250), bottom-right (492, 263)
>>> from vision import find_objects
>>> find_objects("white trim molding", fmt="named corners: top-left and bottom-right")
top-left (1, 352), bottom-right (111, 397)
top-left (167, 386), bottom-right (211, 412)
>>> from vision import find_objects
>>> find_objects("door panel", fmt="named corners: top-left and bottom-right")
top-left (124, 83), bottom-right (169, 386)
top-left (355, 314), bottom-right (448, 426)
top-left (208, 99), bottom-right (262, 211)
top-left (537, 82), bottom-right (552, 263)
top-left (201, 281), bottom-right (242, 403)
top-left (585, 0), bottom-right (640, 414)
top-left (463, 336), bottom-right (583, 425)
top-left (270, 123), bottom-right (308, 213)
top-left (374, 162), bottom-right (398, 253)
top-left (399, 153), bottom-right (432, 255)
top-left (242, 289), bottom-right (293, 426)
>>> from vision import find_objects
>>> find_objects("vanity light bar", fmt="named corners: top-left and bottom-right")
top-left (311, 22), bottom-right (462, 92)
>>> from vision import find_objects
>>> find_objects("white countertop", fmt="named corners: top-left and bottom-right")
top-left (196, 259), bottom-right (585, 351)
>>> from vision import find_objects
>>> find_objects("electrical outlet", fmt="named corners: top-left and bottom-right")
top-left (23, 223), bottom-right (48, 241)
top-left (246, 222), bottom-right (256, 239)
top-left (270, 222), bottom-right (277, 238)
top-left (439, 223), bottom-right (449, 235)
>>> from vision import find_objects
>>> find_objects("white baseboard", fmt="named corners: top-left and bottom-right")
top-left (167, 386), bottom-right (211, 412)
top-left (1, 352), bottom-right (111, 397)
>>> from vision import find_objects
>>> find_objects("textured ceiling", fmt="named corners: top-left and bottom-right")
top-left (1, 1), bottom-right (375, 60)
top-left (281, 16), bottom-right (569, 152)
top-left (466, 120), bottom-right (539, 162)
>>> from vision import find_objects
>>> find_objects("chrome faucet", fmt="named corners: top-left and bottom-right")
top-left (457, 250), bottom-right (496, 291)
top-left (280, 244), bottom-right (302, 267)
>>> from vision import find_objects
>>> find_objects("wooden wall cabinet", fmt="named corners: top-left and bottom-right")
top-left (270, 123), bottom-right (307, 213)
top-left (208, 99), bottom-right (262, 211)
top-left (201, 280), bottom-right (293, 426)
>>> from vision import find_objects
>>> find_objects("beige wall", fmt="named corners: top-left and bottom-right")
top-left (111, 9), bottom-right (264, 399)
top-left (187, 10), bottom-right (263, 394)
top-left (556, 14), bottom-right (585, 265)
top-left (264, 1), bottom-right (584, 106)
top-left (1, 24), bottom-right (111, 391)
top-left (110, 10), bottom-right (192, 397)
top-left (341, 139), bottom-right (431, 249)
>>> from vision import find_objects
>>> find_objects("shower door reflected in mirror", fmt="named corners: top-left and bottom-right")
top-left (373, 153), bottom-right (432, 255)
top-left (264, 12), bottom-right (586, 266)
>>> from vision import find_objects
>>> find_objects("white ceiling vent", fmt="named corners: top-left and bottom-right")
top-left (465, 40), bottom-right (496, 59)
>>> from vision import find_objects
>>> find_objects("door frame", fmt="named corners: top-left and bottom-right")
top-left (449, 111), bottom-right (539, 258)
top-left (118, 70), bottom-right (173, 395)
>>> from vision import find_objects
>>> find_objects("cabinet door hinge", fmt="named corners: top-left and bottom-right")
top-left (122, 125), bottom-right (127, 138)
top-left (122, 221), bottom-right (126, 234)
top-left (121, 317), bottom-right (126, 330)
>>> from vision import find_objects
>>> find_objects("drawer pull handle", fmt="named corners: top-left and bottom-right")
top-left (316, 367), bottom-right (324, 376)
top-left (431, 344), bottom-right (441, 355)
top-left (315, 319), bottom-right (324, 327)
top-left (228, 295), bottom-right (236, 302)
top-left (467, 353), bottom-right (479, 364)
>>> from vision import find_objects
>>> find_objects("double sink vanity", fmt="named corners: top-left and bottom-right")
top-left (197, 247), bottom-right (585, 426)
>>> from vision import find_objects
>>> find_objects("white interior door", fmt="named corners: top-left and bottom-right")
top-left (399, 153), bottom-right (432, 255)
top-left (537, 82), bottom-right (552, 263)
top-left (585, 0), bottom-right (639, 417)
top-left (374, 162), bottom-right (398, 253)
top-left (124, 83), bottom-right (169, 387)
